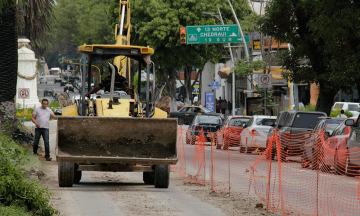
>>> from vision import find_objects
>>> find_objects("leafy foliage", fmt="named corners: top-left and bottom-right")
top-left (0, 136), bottom-right (58, 215)
top-left (260, 0), bottom-right (360, 115)
top-left (253, 87), bottom-right (278, 115)
top-left (330, 108), bottom-right (353, 118)
top-left (232, 58), bottom-right (264, 77)
top-left (43, 0), bottom-right (114, 68)
top-left (106, 0), bottom-right (258, 101)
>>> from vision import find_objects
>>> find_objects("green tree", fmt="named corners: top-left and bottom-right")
top-left (43, 0), bottom-right (113, 69)
top-left (0, 0), bottom-right (54, 133)
top-left (260, 0), bottom-right (360, 115)
top-left (107, 0), bottom-right (255, 109)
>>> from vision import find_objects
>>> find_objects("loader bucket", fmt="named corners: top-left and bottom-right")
top-left (56, 116), bottom-right (177, 163)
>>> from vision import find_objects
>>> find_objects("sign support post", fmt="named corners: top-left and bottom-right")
top-left (18, 88), bottom-right (30, 122)
top-left (264, 88), bottom-right (267, 115)
top-left (258, 74), bottom-right (272, 115)
top-left (23, 98), bottom-right (25, 121)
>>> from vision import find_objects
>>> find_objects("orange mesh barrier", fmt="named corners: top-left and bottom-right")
top-left (171, 126), bottom-right (207, 185)
top-left (173, 125), bottom-right (360, 215)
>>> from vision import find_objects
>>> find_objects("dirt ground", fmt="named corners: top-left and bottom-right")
top-left (26, 121), bottom-right (281, 216)
top-left (36, 161), bottom-right (281, 216)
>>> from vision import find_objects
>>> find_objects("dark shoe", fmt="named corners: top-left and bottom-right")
top-left (46, 158), bottom-right (52, 161)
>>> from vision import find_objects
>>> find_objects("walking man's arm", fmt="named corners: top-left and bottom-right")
top-left (50, 113), bottom-right (58, 120)
top-left (31, 114), bottom-right (40, 128)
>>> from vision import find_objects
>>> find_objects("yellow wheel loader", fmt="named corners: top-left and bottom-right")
top-left (56, 0), bottom-right (177, 188)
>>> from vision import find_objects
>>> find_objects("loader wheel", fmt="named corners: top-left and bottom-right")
top-left (58, 162), bottom-right (74, 187)
top-left (154, 164), bottom-right (170, 188)
top-left (74, 163), bottom-right (82, 184)
top-left (143, 172), bottom-right (154, 185)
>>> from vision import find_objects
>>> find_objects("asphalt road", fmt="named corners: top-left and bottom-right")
top-left (38, 75), bottom-right (80, 101)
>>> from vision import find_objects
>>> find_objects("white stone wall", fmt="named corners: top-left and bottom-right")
top-left (16, 39), bottom-right (41, 108)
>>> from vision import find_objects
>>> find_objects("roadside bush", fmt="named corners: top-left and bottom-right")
top-left (330, 108), bottom-right (353, 118)
top-left (48, 100), bottom-right (61, 111)
top-left (0, 203), bottom-right (30, 216)
top-left (299, 105), bottom-right (316, 111)
top-left (16, 100), bottom-right (61, 121)
top-left (0, 136), bottom-right (58, 215)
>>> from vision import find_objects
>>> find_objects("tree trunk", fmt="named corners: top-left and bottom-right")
top-left (315, 82), bottom-right (337, 116)
top-left (183, 66), bottom-right (192, 106)
top-left (163, 68), bottom-right (177, 112)
top-left (0, 3), bottom-right (19, 134)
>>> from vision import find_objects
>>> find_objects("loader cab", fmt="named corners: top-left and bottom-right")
top-left (76, 44), bottom-right (164, 118)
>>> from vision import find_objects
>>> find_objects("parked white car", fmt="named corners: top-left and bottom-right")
top-left (332, 102), bottom-right (360, 117)
top-left (239, 115), bottom-right (277, 153)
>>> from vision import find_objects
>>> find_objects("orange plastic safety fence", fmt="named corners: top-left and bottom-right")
top-left (170, 126), bottom-right (207, 185)
top-left (174, 124), bottom-right (360, 216)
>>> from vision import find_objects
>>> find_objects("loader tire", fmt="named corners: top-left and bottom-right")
top-left (154, 164), bottom-right (170, 188)
top-left (58, 162), bottom-right (74, 187)
top-left (143, 172), bottom-right (154, 185)
top-left (74, 164), bottom-right (82, 184)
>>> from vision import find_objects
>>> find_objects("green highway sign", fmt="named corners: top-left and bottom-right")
top-left (186, 25), bottom-right (249, 44)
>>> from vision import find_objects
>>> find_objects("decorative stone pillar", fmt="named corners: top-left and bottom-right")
top-left (16, 38), bottom-right (41, 108)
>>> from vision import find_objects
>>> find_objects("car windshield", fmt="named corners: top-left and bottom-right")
top-left (66, 84), bottom-right (72, 87)
top-left (229, 118), bottom-right (250, 127)
top-left (334, 104), bottom-right (344, 109)
top-left (291, 113), bottom-right (326, 128)
top-left (198, 116), bottom-right (222, 124)
top-left (256, 118), bottom-right (276, 126)
top-left (201, 107), bottom-right (211, 113)
top-left (325, 121), bottom-right (343, 134)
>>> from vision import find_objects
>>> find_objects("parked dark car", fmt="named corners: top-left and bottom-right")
top-left (267, 110), bottom-right (327, 160)
top-left (169, 106), bottom-right (224, 125)
top-left (54, 108), bottom-right (62, 116)
top-left (43, 88), bottom-right (54, 97)
top-left (60, 80), bottom-right (68, 86)
top-left (301, 118), bottom-right (344, 169)
top-left (186, 115), bottom-right (222, 145)
top-left (64, 84), bottom-right (74, 92)
top-left (216, 116), bottom-right (251, 150)
top-left (54, 77), bottom-right (62, 83)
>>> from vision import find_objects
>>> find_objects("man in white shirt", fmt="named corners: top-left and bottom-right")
top-left (31, 99), bottom-right (58, 161)
top-left (337, 109), bottom-right (347, 118)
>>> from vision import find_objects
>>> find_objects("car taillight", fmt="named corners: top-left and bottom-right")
top-left (194, 125), bottom-right (201, 131)
top-left (251, 129), bottom-right (260, 136)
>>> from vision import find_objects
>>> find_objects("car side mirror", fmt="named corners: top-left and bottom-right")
top-left (324, 131), bottom-right (330, 137)
top-left (268, 121), bottom-right (275, 126)
top-left (345, 119), bottom-right (355, 126)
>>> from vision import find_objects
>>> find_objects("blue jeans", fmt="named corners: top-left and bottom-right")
top-left (33, 128), bottom-right (50, 158)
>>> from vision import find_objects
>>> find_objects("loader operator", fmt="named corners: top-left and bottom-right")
top-left (85, 64), bottom-right (129, 97)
